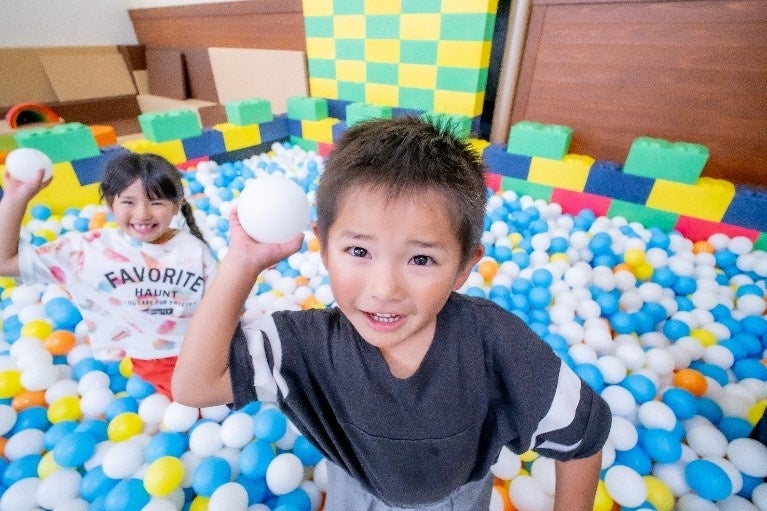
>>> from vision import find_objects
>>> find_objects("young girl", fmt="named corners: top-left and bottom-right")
top-left (0, 152), bottom-right (217, 399)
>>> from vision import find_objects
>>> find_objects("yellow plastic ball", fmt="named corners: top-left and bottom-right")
top-left (119, 357), bottom-right (133, 378)
top-left (644, 475), bottom-right (674, 511)
top-left (189, 495), bottom-right (210, 511)
top-left (20, 319), bottom-right (53, 340)
top-left (0, 276), bottom-right (17, 291)
top-left (144, 456), bottom-right (185, 496)
top-left (34, 229), bottom-right (57, 242)
top-left (38, 451), bottom-right (61, 479)
top-left (508, 232), bottom-right (523, 248)
top-left (47, 395), bottom-right (82, 423)
top-left (633, 261), bottom-right (654, 281)
top-left (108, 412), bottom-right (144, 441)
top-left (747, 399), bottom-right (767, 425)
top-left (0, 370), bottom-right (23, 399)
top-left (690, 328), bottom-right (717, 347)
top-left (520, 450), bottom-right (538, 463)
top-left (592, 480), bottom-right (614, 511)
top-left (549, 253), bottom-right (570, 265)
top-left (623, 248), bottom-right (646, 267)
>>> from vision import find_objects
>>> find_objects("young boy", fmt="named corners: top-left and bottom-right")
top-left (173, 117), bottom-right (611, 510)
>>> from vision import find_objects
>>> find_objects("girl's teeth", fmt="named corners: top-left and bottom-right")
top-left (373, 313), bottom-right (398, 322)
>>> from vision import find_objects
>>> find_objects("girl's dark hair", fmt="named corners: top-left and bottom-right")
top-left (100, 152), bottom-right (207, 244)
top-left (316, 116), bottom-right (487, 268)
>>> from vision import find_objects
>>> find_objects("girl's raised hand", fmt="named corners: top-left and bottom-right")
top-left (2, 169), bottom-right (52, 203)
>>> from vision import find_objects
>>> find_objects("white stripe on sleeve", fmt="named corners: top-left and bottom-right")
top-left (527, 362), bottom-right (583, 452)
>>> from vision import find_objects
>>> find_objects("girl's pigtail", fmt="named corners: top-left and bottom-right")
top-left (181, 200), bottom-right (207, 246)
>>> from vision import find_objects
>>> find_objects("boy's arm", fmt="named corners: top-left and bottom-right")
top-left (0, 170), bottom-right (49, 277)
top-left (172, 208), bottom-right (303, 407)
top-left (553, 450), bottom-right (602, 511)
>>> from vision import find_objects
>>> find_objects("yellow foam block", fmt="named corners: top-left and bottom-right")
top-left (564, 153), bottom-right (596, 167)
top-left (7, 162), bottom-right (102, 219)
top-left (365, 83), bottom-right (399, 107)
top-left (333, 15), bottom-right (365, 39)
top-left (365, 0), bottom-right (401, 14)
top-left (365, 39), bottom-right (401, 64)
top-left (336, 60), bottom-right (366, 82)
top-left (399, 64), bottom-right (437, 89)
top-left (306, 37), bottom-right (335, 60)
top-left (434, 90), bottom-right (485, 117)
top-left (301, 0), bottom-right (332, 16)
top-left (212, 123), bottom-right (261, 152)
top-left (400, 14), bottom-right (441, 40)
top-left (527, 156), bottom-right (591, 191)
top-left (309, 78), bottom-right (339, 100)
top-left (121, 138), bottom-right (186, 165)
top-left (442, 0), bottom-right (499, 13)
top-left (301, 118), bottom-right (339, 144)
top-left (469, 138), bottom-right (491, 155)
top-left (646, 177), bottom-right (735, 221)
top-left (437, 41), bottom-right (492, 68)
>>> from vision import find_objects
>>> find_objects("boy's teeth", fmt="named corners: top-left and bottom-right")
top-left (373, 313), bottom-right (398, 322)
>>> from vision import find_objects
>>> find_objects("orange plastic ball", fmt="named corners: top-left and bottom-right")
top-left (306, 237), bottom-right (321, 252)
top-left (477, 259), bottom-right (498, 282)
top-left (12, 389), bottom-right (48, 411)
top-left (692, 240), bottom-right (714, 254)
top-left (89, 212), bottom-right (107, 230)
top-left (672, 368), bottom-right (708, 397)
top-left (43, 330), bottom-right (77, 356)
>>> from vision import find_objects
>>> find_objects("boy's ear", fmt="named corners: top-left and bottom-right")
top-left (453, 245), bottom-right (485, 290)
top-left (312, 223), bottom-right (328, 266)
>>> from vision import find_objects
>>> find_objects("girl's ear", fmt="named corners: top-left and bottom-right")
top-left (453, 245), bottom-right (485, 291)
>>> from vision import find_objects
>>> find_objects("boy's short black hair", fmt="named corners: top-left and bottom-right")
top-left (316, 116), bottom-right (487, 267)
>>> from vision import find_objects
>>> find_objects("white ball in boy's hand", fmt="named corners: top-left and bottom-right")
top-left (237, 174), bottom-right (310, 243)
top-left (5, 147), bottom-right (54, 181)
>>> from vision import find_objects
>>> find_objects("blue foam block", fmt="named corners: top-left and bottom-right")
top-left (259, 114), bottom-right (289, 144)
top-left (71, 146), bottom-right (130, 186)
top-left (326, 98), bottom-right (352, 121)
top-left (332, 121), bottom-right (348, 142)
top-left (482, 144), bottom-right (531, 179)
top-left (722, 185), bottom-right (767, 231)
top-left (584, 160), bottom-right (654, 204)
top-left (182, 129), bottom-right (226, 160)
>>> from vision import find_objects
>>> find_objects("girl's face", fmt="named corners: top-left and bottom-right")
top-left (109, 179), bottom-right (180, 244)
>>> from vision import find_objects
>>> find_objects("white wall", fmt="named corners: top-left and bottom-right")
top-left (124, 0), bottom-right (235, 7)
top-left (0, 0), bottom-right (138, 48)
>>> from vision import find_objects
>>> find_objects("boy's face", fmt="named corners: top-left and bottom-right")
top-left (319, 185), bottom-right (482, 368)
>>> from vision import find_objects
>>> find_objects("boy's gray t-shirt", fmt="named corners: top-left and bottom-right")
top-left (230, 292), bottom-right (611, 508)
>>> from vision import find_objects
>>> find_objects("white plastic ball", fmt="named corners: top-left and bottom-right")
top-left (237, 174), bottom-right (310, 243)
top-left (686, 424), bottom-right (728, 458)
top-left (0, 477), bottom-right (41, 511)
top-left (601, 385), bottom-right (637, 418)
top-left (676, 492), bottom-right (719, 511)
top-left (79, 387), bottom-right (115, 418)
top-left (652, 462), bottom-right (689, 496)
top-left (138, 393), bottom-right (171, 425)
top-left (188, 421), bottom-right (223, 458)
top-left (752, 483), bottom-right (767, 511)
top-left (36, 469), bottom-right (82, 510)
top-left (5, 147), bottom-right (53, 181)
top-left (609, 415), bottom-right (638, 451)
top-left (221, 412), bottom-right (255, 449)
top-left (101, 439), bottom-right (144, 479)
top-left (4, 428), bottom-right (45, 460)
top-left (490, 446), bottom-right (521, 479)
top-left (604, 464), bottom-right (647, 508)
top-left (529, 456), bottom-right (556, 495)
top-left (726, 438), bottom-right (767, 478)
top-left (208, 481), bottom-right (248, 511)
top-left (508, 474), bottom-right (553, 511)
top-left (638, 401), bottom-right (676, 431)
top-left (265, 452), bottom-right (304, 495)
top-left (162, 402), bottom-right (199, 432)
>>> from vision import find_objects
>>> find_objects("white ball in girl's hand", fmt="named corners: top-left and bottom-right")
top-left (5, 147), bottom-right (54, 181)
top-left (237, 174), bottom-right (310, 243)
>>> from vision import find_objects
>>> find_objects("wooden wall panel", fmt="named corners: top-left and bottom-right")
top-left (128, 0), bottom-right (305, 52)
top-left (508, 0), bottom-right (767, 187)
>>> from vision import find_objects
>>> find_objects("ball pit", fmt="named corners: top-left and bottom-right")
top-left (0, 141), bottom-right (766, 510)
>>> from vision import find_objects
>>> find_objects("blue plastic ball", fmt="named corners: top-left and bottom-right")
top-left (718, 416), bottom-right (755, 441)
top-left (192, 456), bottom-right (232, 497)
top-left (2, 454), bottom-right (42, 486)
top-left (239, 440), bottom-right (275, 479)
top-left (661, 388), bottom-right (697, 419)
top-left (144, 431), bottom-right (189, 462)
top-left (685, 459), bottom-right (732, 501)
top-left (43, 296), bottom-right (83, 330)
top-left (253, 407), bottom-right (287, 440)
top-left (638, 427), bottom-right (682, 463)
top-left (575, 363), bottom-right (605, 393)
top-left (104, 477), bottom-right (151, 511)
top-left (621, 374), bottom-right (657, 404)
top-left (614, 445), bottom-right (652, 476)
top-left (81, 466), bottom-right (119, 503)
top-left (52, 431), bottom-right (98, 468)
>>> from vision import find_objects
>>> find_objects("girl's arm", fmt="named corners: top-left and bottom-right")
top-left (172, 208), bottom-right (304, 407)
top-left (0, 170), bottom-right (50, 277)
top-left (553, 450), bottom-right (602, 511)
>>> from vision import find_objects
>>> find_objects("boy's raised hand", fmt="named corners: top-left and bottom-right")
top-left (227, 207), bottom-right (304, 270)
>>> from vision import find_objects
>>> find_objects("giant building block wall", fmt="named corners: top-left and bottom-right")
top-left (302, 0), bottom-right (496, 121)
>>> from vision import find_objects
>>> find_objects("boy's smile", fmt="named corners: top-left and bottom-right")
top-left (320, 186), bottom-right (482, 378)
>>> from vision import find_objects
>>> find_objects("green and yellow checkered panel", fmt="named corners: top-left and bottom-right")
top-left (303, 0), bottom-right (497, 117)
